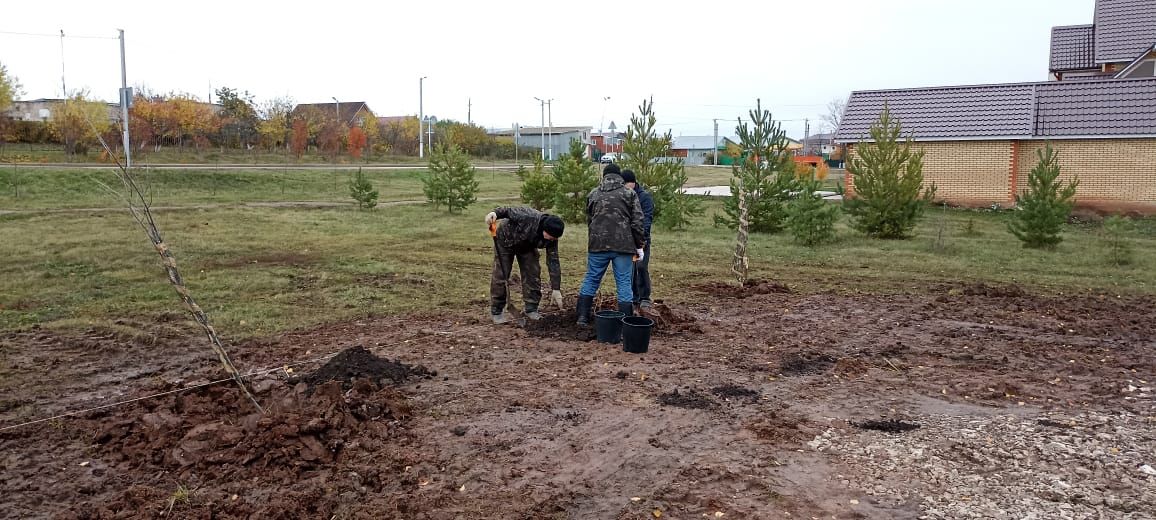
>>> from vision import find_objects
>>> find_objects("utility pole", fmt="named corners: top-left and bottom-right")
top-left (467, 97), bottom-right (471, 126)
top-left (713, 119), bottom-right (719, 166)
top-left (332, 97), bottom-right (339, 121)
top-left (547, 99), bottom-right (553, 161)
top-left (59, 30), bottom-right (66, 97)
top-left (804, 118), bottom-right (810, 156)
top-left (119, 29), bottom-right (132, 169)
top-left (419, 76), bottom-right (427, 158)
top-left (514, 123), bottom-right (519, 164)
top-left (533, 97), bottom-right (546, 160)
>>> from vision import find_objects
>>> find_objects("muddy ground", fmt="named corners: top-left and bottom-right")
top-left (1, 284), bottom-right (1154, 519)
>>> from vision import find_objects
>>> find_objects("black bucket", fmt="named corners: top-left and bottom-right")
top-left (594, 310), bottom-right (625, 343)
top-left (621, 316), bottom-right (655, 354)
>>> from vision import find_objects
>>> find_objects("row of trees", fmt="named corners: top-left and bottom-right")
top-left (516, 98), bottom-right (703, 229)
top-left (0, 71), bottom-right (530, 161)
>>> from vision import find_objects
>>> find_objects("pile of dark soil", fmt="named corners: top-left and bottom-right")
top-left (525, 313), bottom-right (596, 342)
top-left (780, 352), bottom-right (837, 376)
top-left (853, 419), bottom-right (921, 433)
top-left (300, 346), bottom-right (435, 389)
top-left (937, 282), bottom-right (1028, 298)
top-left (644, 302), bottom-right (703, 334)
top-left (693, 279), bottom-right (791, 299)
top-left (657, 389), bottom-right (716, 409)
top-left (710, 384), bottom-right (759, 401)
top-left (92, 378), bottom-right (410, 478)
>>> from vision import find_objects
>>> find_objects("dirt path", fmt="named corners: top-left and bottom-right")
top-left (1, 285), bottom-right (1153, 518)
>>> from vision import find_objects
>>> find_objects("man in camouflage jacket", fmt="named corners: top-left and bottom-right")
top-left (576, 163), bottom-right (646, 326)
top-left (484, 206), bottom-right (566, 324)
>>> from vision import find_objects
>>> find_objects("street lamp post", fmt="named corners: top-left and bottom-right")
top-left (419, 76), bottom-right (427, 158)
top-left (533, 97), bottom-right (546, 161)
top-left (331, 97), bottom-right (339, 122)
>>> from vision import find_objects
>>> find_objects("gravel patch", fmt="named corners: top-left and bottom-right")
top-left (807, 412), bottom-right (1156, 519)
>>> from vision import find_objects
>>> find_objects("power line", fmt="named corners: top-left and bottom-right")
top-left (0, 29), bottom-right (117, 40)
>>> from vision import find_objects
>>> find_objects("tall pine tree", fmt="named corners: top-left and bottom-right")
top-left (551, 139), bottom-right (598, 223)
top-left (714, 99), bottom-right (800, 233)
top-left (844, 106), bottom-right (935, 239)
top-left (1008, 143), bottom-right (1078, 248)
top-left (621, 98), bottom-right (702, 230)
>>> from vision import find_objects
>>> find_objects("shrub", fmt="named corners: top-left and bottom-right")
top-left (786, 177), bottom-right (838, 246)
top-left (843, 106), bottom-right (935, 239)
top-left (425, 143), bottom-right (479, 213)
top-left (551, 139), bottom-right (597, 223)
top-left (1008, 143), bottom-right (1078, 249)
top-left (519, 155), bottom-right (557, 211)
top-left (349, 167), bottom-right (378, 209)
top-left (1102, 216), bottom-right (1133, 266)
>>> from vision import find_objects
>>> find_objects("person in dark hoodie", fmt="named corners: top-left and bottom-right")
top-left (620, 169), bottom-right (654, 309)
top-left (575, 163), bottom-right (646, 326)
top-left (484, 206), bottom-right (566, 324)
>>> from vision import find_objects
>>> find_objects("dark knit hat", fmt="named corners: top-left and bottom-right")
top-left (603, 163), bottom-right (621, 176)
top-left (541, 215), bottom-right (565, 238)
top-left (620, 169), bottom-right (636, 183)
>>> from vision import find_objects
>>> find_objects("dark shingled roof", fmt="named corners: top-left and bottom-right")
top-left (1094, 0), bottom-right (1156, 63)
top-left (291, 102), bottom-right (373, 125)
top-left (834, 78), bottom-right (1156, 142)
top-left (1050, 25), bottom-right (1097, 71)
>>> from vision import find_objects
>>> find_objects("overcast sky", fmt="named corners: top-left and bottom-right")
top-left (2, 0), bottom-right (1094, 140)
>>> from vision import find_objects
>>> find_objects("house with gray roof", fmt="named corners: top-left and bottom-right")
top-left (835, 0), bottom-right (1156, 212)
top-left (670, 136), bottom-right (738, 165)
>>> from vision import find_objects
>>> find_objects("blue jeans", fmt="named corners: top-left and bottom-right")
top-left (579, 251), bottom-right (634, 303)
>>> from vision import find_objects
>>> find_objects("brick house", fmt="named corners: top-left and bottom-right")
top-left (835, 0), bottom-right (1156, 212)
top-left (291, 101), bottom-right (375, 127)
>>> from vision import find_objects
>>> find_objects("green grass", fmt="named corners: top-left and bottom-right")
top-left (0, 167), bottom-right (523, 210)
top-left (2, 186), bottom-right (1153, 337)
top-left (0, 143), bottom-right (443, 165)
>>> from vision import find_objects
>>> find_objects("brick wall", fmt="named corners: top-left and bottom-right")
top-left (844, 141), bottom-right (1012, 206)
top-left (1015, 139), bottom-right (1156, 210)
top-left (844, 139), bottom-right (1156, 211)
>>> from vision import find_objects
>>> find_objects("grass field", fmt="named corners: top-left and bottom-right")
top-left (0, 166), bottom-right (523, 210)
top-left (2, 167), bottom-right (1154, 337)
top-left (0, 143), bottom-right (435, 165)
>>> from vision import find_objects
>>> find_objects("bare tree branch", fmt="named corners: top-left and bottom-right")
top-left (87, 117), bottom-right (264, 414)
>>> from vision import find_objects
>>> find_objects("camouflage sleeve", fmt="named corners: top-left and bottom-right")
top-left (629, 193), bottom-right (646, 249)
top-left (545, 240), bottom-right (562, 291)
top-left (586, 191), bottom-right (595, 226)
top-left (500, 206), bottom-right (536, 222)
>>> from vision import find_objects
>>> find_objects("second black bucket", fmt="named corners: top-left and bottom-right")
top-left (594, 310), bottom-right (625, 343)
top-left (621, 316), bottom-right (655, 354)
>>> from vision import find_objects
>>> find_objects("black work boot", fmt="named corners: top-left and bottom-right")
top-left (618, 301), bottom-right (634, 318)
top-left (576, 295), bottom-right (594, 326)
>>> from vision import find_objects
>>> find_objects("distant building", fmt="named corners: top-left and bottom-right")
top-left (835, 0), bottom-right (1156, 212)
top-left (3, 98), bottom-right (121, 123)
top-left (670, 136), bottom-right (737, 165)
top-left (591, 131), bottom-right (625, 156)
top-left (488, 126), bottom-right (591, 160)
top-left (292, 101), bottom-right (375, 127)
